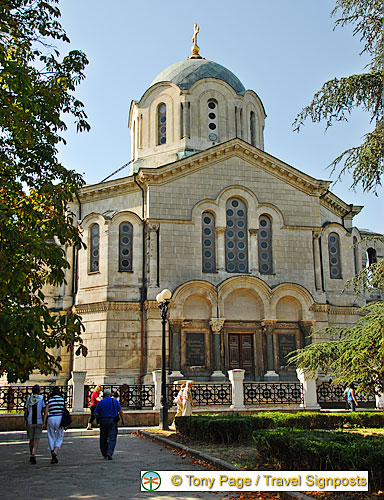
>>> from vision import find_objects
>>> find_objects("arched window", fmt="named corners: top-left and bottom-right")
top-left (367, 247), bottom-right (377, 266)
top-left (89, 223), bottom-right (100, 273)
top-left (258, 215), bottom-right (273, 274)
top-left (207, 99), bottom-right (218, 142)
top-left (157, 103), bottom-right (166, 145)
top-left (250, 111), bottom-right (256, 146)
top-left (328, 232), bottom-right (342, 279)
top-left (119, 222), bottom-right (133, 272)
top-left (202, 212), bottom-right (216, 272)
top-left (225, 198), bottom-right (248, 273)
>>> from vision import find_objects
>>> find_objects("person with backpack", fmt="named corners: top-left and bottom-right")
top-left (24, 384), bottom-right (46, 464)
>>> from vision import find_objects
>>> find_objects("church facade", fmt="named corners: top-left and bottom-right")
top-left (44, 31), bottom-right (382, 386)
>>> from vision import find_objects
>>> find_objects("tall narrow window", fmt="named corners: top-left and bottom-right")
top-left (89, 224), bottom-right (100, 273)
top-left (328, 232), bottom-right (342, 279)
top-left (258, 215), bottom-right (273, 274)
top-left (225, 198), bottom-right (248, 273)
top-left (353, 236), bottom-right (359, 275)
top-left (157, 103), bottom-right (166, 145)
top-left (119, 222), bottom-right (133, 272)
top-left (202, 212), bottom-right (216, 272)
top-left (207, 99), bottom-right (218, 142)
top-left (250, 111), bottom-right (256, 146)
top-left (180, 103), bottom-right (184, 139)
top-left (367, 247), bottom-right (377, 265)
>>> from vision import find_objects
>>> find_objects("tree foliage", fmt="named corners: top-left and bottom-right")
top-left (293, 0), bottom-right (383, 193)
top-left (291, 0), bottom-right (383, 394)
top-left (290, 302), bottom-right (384, 395)
top-left (0, 0), bottom-right (89, 382)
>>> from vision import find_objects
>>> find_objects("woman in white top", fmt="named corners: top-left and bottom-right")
top-left (43, 387), bottom-right (65, 464)
top-left (181, 381), bottom-right (194, 417)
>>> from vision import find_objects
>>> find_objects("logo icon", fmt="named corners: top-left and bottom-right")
top-left (141, 471), bottom-right (161, 491)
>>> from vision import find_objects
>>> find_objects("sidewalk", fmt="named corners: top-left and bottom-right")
top-left (0, 428), bottom-right (238, 500)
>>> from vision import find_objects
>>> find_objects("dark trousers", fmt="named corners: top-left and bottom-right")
top-left (99, 418), bottom-right (118, 457)
top-left (89, 405), bottom-right (97, 424)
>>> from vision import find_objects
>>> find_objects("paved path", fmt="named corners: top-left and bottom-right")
top-left (0, 429), bottom-right (236, 500)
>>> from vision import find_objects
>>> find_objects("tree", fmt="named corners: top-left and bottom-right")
top-left (293, 0), bottom-right (383, 194)
top-left (0, 0), bottom-right (89, 382)
top-left (291, 0), bottom-right (383, 394)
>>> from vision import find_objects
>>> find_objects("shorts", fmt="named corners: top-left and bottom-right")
top-left (27, 424), bottom-right (43, 440)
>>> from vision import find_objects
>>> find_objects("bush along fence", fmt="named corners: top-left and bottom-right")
top-left (0, 368), bottom-right (382, 413)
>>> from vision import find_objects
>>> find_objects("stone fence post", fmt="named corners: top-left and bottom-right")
top-left (152, 370), bottom-right (162, 410)
top-left (375, 392), bottom-right (384, 409)
top-left (296, 369), bottom-right (321, 410)
top-left (71, 371), bottom-right (87, 413)
top-left (228, 369), bottom-right (245, 410)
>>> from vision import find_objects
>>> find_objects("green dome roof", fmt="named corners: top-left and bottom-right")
top-left (149, 59), bottom-right (246, 95)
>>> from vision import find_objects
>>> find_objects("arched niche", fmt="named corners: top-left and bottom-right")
top-left (223, 289), bottom-right (262, 321)
top-left (276, 296), bottom-right (302, 322)
top-left (183, 294), bottom-right (211, 319)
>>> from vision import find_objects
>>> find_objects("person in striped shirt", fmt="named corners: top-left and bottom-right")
top-left (43, 387), bottom-right (66, 464)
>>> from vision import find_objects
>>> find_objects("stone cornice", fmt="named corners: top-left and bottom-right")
top-left (137, 139), bottom-right (331, 197)
top-left (310, 303), bottom-right (363, 316)
top-left (75, 301), bottom-right (141, 314)
top-left (320, 191), bottom-right (363, 219)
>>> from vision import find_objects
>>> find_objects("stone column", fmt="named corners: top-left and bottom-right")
top-left (216, 227), bottom-right (226, 271)
top-left (300, 320), bottom-right (315, 347)
top-left (228, 369), bottom-right (245, 410)
top-left (249, 228), bottom-right (259, 274)
top-left (152, 370), bottom-right (162, 410)
top-left (313, 231), bottom-right (323, 292)
top-left (209, 318), bottom-right (226, 381)
top-left (70, 371), bottom-right (87, 413)
top-left (148, 223), bottom-right (159, 289)
top-left (262, 320), bottom-right (279, 381)
top-left (296, 369), bottom-right (321, 410)
top-left (168, 319), bottom-right (184, 381)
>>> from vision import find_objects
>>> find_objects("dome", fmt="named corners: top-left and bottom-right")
top-left (149, 58), bottom-right (246, 95)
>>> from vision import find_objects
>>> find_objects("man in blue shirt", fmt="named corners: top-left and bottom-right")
top-left (95, 388), bottom-right (124, 459)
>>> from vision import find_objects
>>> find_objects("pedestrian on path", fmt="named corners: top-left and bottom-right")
top-left (344, 383), bottom-right (359, 412)
top-left (24, 384), bottom-right (46, 464)
top-left (43, 386), bottom-right (66, 464)
top-left (87, 385), bottom-right (102, 430)
top-left (182, 380), bottom-right (194, 416)
top-left (94, 388), bottom-right (124, 460)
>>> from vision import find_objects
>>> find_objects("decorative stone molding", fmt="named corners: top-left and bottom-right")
top-left (310, 303), bottom-right (362, 316)
top-left (261, 319), bottom-right (277, 334)
top-left (209, 318), bottom-right (225, 333)
top-left (148, 222), bottom-right (160, 232)
top-left (75, 301), bottom-right (141, 314)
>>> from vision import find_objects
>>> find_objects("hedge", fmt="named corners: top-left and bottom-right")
top-left (252, 429), bottom-right (384, 493)
top-left (175, 411), bottom-right (384, 443)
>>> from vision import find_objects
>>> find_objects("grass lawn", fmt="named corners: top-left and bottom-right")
top-left (144, 427), bottom-right (384, 500)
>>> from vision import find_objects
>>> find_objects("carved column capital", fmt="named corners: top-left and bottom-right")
top-left (261, 319), bottom-right (277, 334)
top-left (313, 230), bottom-right (322, 239)
top-left (249, 228), bottom-right (258, 236)
top-left (209, 317), bottom-right (226, 333)
top-left (148, 222), bottom-right (160, 232)
top-left (216, 226), bottom-right (226, 235)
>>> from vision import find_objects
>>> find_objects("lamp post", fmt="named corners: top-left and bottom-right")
top-left (156, 288), bottom-right (172, 430)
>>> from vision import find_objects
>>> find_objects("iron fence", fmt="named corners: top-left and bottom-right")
top-left (84, 385), bottom-right (154, 409)
top-left (316, 382), bottom-right (376, 409)
top-left (0, 385), bottom-right (73, 412)
top-left (167, 383), bottom-right (232, 407)
top-left (243, 382), bottom-right (303, 406)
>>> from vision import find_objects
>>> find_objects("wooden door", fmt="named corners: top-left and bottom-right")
top-left (228, 334), bottom-right (254, 379)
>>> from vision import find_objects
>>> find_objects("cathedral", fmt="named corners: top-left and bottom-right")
top-left (44, 27), bottom-right (382, 386)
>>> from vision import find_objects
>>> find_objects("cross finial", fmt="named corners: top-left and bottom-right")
top-left (189, 23), bottom-right (202, 59)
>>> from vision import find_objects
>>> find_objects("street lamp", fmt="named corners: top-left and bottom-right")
top-left (156, 288), bottom-right (172, 430)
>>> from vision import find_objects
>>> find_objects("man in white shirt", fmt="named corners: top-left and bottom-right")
top-left (24, 384), bottom-right (46, 464)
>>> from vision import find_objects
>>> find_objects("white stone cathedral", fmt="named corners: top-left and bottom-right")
top-left (44, 29), bottom-right (382, 386)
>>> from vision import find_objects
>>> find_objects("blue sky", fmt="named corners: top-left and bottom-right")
top-left (57, 0), bottom-right (382, 233)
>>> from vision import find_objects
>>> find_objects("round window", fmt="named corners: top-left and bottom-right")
top-left (238, 252), bottom-right (245, 260)
top-left (237, 209), bottom-right (244, 217)
top-left (122, 224), bottom-right (130, 233)
top-left (122, 248), bottom-right (130, 256)
top-left (261, 241), bottom-right (268, 249)
top-left (204, 250), bottom-right (212, 258)
top-left (92, 237), bottom-right (99, 246)
top-left (160, 137), bottom-right (166, 144)
top-left (261, 252), bottom-right (268, 260)
top-left (122, 237), bottom-right (129, 244)
top-left (260, 219), bottom-right (267, 227)
top-left (330, 247), bottom-right (337, 254)
top-left (238, 231), bottom-right (245, 238)
top-left (238, 263), bottom-right (246, 272)
top-left (208, 101), bottom-right (216, 109)
top-left (227, 220), bottom-right (234, 227)
top-left (204, 239), bottom-right (211, 246)
top-left (208, 123), bottom-right (216, 130)
top-left (227, 263), bottom-right (235, 271)
top-left (330, 235), bottom-right (336, 243)
top-left (228, 252), bottom-right (235, 260)
top-left (227, 241), bottom-right (235, 249)
top-left (204, 262), bottom-right (212, 270)
top-left (160, 126), bottom-right (166, 133)
top-left (238, 241), bottom-right (245, 249)
top-left (121, 260), bottom-right (129, 268)
top-left (92, 249), bottom-right (99, 257)
top-left (261, 264), bottom-right (269, 272)
top-left (204, 227), bottom-right (211, 235)
top-left (159, 104), bottom-right (166, 113)
top-left (231, 200), bottom-right (239, 208)
top-left (237, 220), bottom-right (245, 228)
top-left (227, 230), bottom-right (234, 238)
top-left (208, 112), bottom-right (216, 119)
top-left (203, 216), bottom-right (211, 224)
top-left (226, 209), bottom-right (234, 216)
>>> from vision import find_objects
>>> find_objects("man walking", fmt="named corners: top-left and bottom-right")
top-left (94, 388), bottom-right (124, 460)
top-left (24, 384), bottom-right (46, 464)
